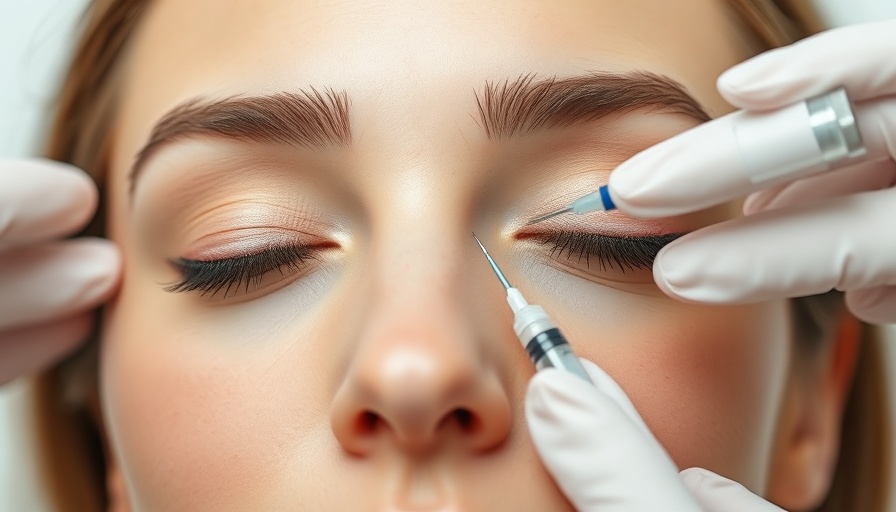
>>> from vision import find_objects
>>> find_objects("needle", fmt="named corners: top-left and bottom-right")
top-left (472, 233), bottom-right (512, 290)
top-left (524, 207), bottom-right (572, 226)
top-left (470, 232), bottom-right (593, 383)
top-left (524, 184), bottom-right (617, 226)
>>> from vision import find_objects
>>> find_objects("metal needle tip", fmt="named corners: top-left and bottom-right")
top-left (525, 207), bottom-right (572, 226)
top-left (472, 233), bottom-right (512, 290)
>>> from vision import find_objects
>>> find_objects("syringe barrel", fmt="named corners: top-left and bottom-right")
top-left (525, 328), bottom-right (593, 384)
top-left (510, 292), bottom-right (592, 383)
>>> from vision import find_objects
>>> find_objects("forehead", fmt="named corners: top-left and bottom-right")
top-left (120, 0), bottom-right (751, 119)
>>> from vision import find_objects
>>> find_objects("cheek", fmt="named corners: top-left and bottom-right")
top-left (567, 299), bottom-right (791, 493)
top-left (98, 283), bottom-right (335, 509)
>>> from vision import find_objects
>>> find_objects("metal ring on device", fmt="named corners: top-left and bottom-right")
top-left (806, 87), bottom-right (867, 166)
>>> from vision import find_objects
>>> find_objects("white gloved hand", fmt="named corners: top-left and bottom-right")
top-left (607, 20), bottom-right (896, 324)
top-left (526, 359), bottom-right (784, 512)
top-left (0, 158), bottom-right (120, 385)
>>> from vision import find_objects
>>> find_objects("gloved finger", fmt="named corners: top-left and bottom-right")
top-left (680, 468), bottom-right (784, 512)
top-left (609, 96), bottom-right (896, 219)
top-left (654, 188), bottom-right (896, 304)
top-left (853, 96), bottom-right (896, 162)
top-left (717, 20), bottom-right (896, 110)
top-left (743, 158), bottom-right (896, 215)
top-left (846, 286), bottom-right (896, 325)
top-left (526, 359), bottom-right (701, 512)
top-left (0, 158), bottom-right (97, 246)
top-left (0, 314), bottom-right (93, 386)
top-left (0, 238), bottom-right (120, 331)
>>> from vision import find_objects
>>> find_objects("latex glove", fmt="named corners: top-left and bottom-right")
top-left (607, 20), bottom-right (896, 324)
top-left (0, 158), bottom-right (120, 385)
top-left (526, 358), bottom-right (784, 512)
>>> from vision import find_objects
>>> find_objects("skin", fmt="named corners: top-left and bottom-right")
top-left (98, 0), bottom-right (847, 510)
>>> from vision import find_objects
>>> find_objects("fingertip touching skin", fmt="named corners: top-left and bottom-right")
top-left (0, 158), bottom-right (98, 244)
top-left (95, 0), bottom-right (825, 509)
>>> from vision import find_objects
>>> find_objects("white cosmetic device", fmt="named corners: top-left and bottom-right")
top-left (527, 87), bottom-right (868, 223)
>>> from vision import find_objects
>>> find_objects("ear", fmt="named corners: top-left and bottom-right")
top-left (764, 308), bottom-right (860, 510)
top-left (105, 441), bottom-right (132, 512)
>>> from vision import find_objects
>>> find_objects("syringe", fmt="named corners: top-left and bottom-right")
top-left (526, 87), bottom-right (866, 225)
top-left (472, 234), bottom-right (592, 383)
top-left (525, 184), bottom-right (616, 225)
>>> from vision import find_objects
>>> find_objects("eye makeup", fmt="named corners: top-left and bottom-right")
top-left (157, 206), bottom-right (344, 300)
top-left (525, 231), bottom-right (682, 273)
top-left (165, 242), bottom-right (331, 298)
top-left (166, 245), bottom-right (311, 297)
top-left (139, 185), bottom-right (349, 300)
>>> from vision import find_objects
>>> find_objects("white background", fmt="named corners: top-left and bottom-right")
top-left (2, 0), bottom-right (896, 510)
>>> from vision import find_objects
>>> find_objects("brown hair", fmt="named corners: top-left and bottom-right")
top-left (33, 1), bottom-right (890, 510)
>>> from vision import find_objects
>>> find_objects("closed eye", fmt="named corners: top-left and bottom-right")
top-left (526, 232), bottom-right (682, 272)
top-left (165, 244), bottom-right (319, 298)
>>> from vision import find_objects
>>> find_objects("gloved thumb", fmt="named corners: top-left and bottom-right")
top-left (526, 359), bottom-right (701, 512)
top-left (680, 468), bottom-right (785, 512)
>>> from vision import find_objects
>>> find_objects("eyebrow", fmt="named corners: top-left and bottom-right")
top-left (128, 71), bottom-right (708, 194)
top-left (475, 71), bottom-right (710, 139)
top-left (128, 88), bottom-right (350, 194)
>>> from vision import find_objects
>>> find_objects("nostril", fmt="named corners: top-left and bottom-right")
top-left (358, 411), bottom-right (379, 433)
top-left (452, 408), bottom-right (475, 431)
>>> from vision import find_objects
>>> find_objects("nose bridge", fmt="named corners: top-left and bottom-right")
top-left (366, 213), bottom-right (469, 341)
top-left (330, 223), bottom-right (512, 456)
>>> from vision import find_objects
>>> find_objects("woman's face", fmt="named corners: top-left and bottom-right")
top-left (101, 0), bottom-right (794, 509)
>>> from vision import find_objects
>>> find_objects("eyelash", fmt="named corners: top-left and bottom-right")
top-left (166, 232), bottom-right (679, 297)
top-left (534, 232), bottom-right (682, 272)
top-left (166, 244), bottom-right (317, 297)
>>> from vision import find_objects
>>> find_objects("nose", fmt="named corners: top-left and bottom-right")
top-left (329, 275), bottom-right (512, 456)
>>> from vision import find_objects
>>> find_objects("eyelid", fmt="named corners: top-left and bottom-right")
top-left (182, 227), bottom-right (327, 261)
top-left (166, 244), bottom-right (312, 295)
top-left (165, 241), bottom-right (334, 299)
top-left (519, 230), bottom-right (683, 274)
